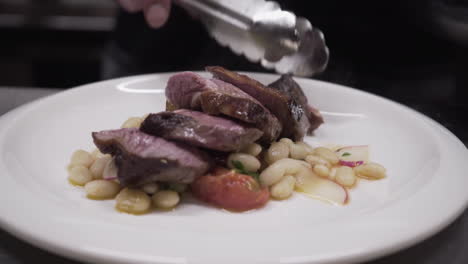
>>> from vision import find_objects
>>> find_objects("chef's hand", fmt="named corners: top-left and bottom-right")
top-left (117, 0), bottom-right (172, 28)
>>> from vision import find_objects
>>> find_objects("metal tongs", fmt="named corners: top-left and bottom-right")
top-left (175, 0), bottom-right (329, 77)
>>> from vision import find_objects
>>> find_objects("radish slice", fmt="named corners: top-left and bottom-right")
top-left (295, 172), bottom-right (348, 205)
top-left (339, 160), bottom-right (364, 167)
top-left (336, 145), bottom-right (369, 167)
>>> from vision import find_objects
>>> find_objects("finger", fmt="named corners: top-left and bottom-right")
top-left (143, 0), bottom-right (172, 28)
top-left (117, 0), bottom-right (145, 13)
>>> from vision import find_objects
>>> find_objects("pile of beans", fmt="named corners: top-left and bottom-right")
top-left (67, 114), bottom-right (185, 215)
top-left (67, 148), bottom-right (183, 214)
top-left (227, 138), bottom-right (386, 200)
top-left (67, 116), bottom-right (386, 214)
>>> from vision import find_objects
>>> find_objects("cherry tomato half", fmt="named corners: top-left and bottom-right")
top-left (191, 167), bottom-right (270, 211)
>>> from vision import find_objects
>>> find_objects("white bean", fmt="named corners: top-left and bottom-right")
top-left (152, 190), bottom-right (180, 209)
top-left (335, 166), bottom-right (356, 187)
top-left (121, 117), bottom-right (144, 128)
top-left (89, 155), bottom-right (112, 179)
top-left (91, 148), bottom-right (106, 160)
top-left (279, 138), bottom-right (294, 146)
top-left (294, 166), bottom-right (325, 191)
top-left (313, 164), bottom-right (330, 178)
top-left (265, 142), bottom-right (290, 165)
top-left (270, 175), bottom-right (296, 200)
top-left (305, 155), bottom-right (331, 168)
top-left (115, 188), bottom-right (151, 214)
top-left (228, 153), bottom-right (261, 172)
top-left (289, 143), bottom-right (309, 160)
top-left (70, 150), bottom-right (94, 168)
top-left (354, 162), bottom-right (386, 180)
top-left (142, 182), bottom-right (159, 194)
top-left (296, 142), bottom-right (314, 154)
top-left (68, 165), bottom-right (93, 186)
top-left (260, 158), bottom-right (311, 187)
top-left (240, 143), bottom-right (262, 156)
top-left (313, 147), bottom-right (339, 165)
top-left (84, 180), bottom-right (121, 199)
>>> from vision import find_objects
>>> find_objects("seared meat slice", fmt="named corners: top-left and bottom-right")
top-left (140, 110), bottom-right (263, 152)
top-left (198, 80), bottom-right (281, 143)
top-left (92, 128), bottom-right (212, 187)
top-left (206, 66), bottom-right (321, 140)
top-left (206, 66), bottom-right (299, 139)
top-left (307, 105), bottom-right (323, 132)
top-left (165, 71), bottom-right (281, 143)
top-left (165, 71), bottom-right (217, 110)
top-left (268, 74), bottom-right (324, 133)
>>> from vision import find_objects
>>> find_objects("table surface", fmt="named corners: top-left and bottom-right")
top-left (0, 86), bottom-right (467, 264)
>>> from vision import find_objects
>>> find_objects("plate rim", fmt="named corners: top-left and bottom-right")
top-left (0, 72), bottom-right (467, 264)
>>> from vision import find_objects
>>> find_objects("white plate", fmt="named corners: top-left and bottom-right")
top-left (0, 72), bottom-right (467, 264)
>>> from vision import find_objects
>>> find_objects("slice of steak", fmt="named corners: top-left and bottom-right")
top-left (307, 105), bottom-right (324, 132)
top-left (206, 66), bottom-right (300, 139)
top-left (268, 74), bottom-right (324, 133)
top-left (165, 71), bottom-right (217, 110)
top-left (165, 71), bottom-right (281, 143)
top-left (206, 66), bottom-right (321, 140)
top-left (92, 128), bottom-right (212, 187)
top-left (140, 110), bottom-right (263, 152)
top-left (199, 80), bottom-right (281, 143)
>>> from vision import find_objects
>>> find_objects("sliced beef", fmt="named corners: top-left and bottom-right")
top-left (206, 66), bottom-right (298, 139)
top-left (140, 110), bottom-right (263, 152)
top-left (307, 105), bottom-right (323, 132)
top-left (92, 128), bottom-right (212, 187)
top-left (165, 71), bottom-right (217, 110)
top-left (206, 66), bottom-right (322, 140)
top-left (165, 71), bottom-right (281, 143)
top-left (268, 74), bottom-right (324, 133)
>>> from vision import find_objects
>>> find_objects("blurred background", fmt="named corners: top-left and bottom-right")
top-left (0, 0), bottom-right (466, 85)
top-left (0, 0), bottom-right (117, 88)
top-left (0, 0), bottom-right (467, 143)
top-left (0, 1), bottom-right (468, 263)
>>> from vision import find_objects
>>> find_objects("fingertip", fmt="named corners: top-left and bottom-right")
top-left (144, 4), bottom-right (170, 28)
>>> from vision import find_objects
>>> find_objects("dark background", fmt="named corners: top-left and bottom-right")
top-left (0, 0), bottom-right (116, 88)
top-left (1, 0), bottom-right (466, 143)
top-left (0, 0), bottom-right (468, 263)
